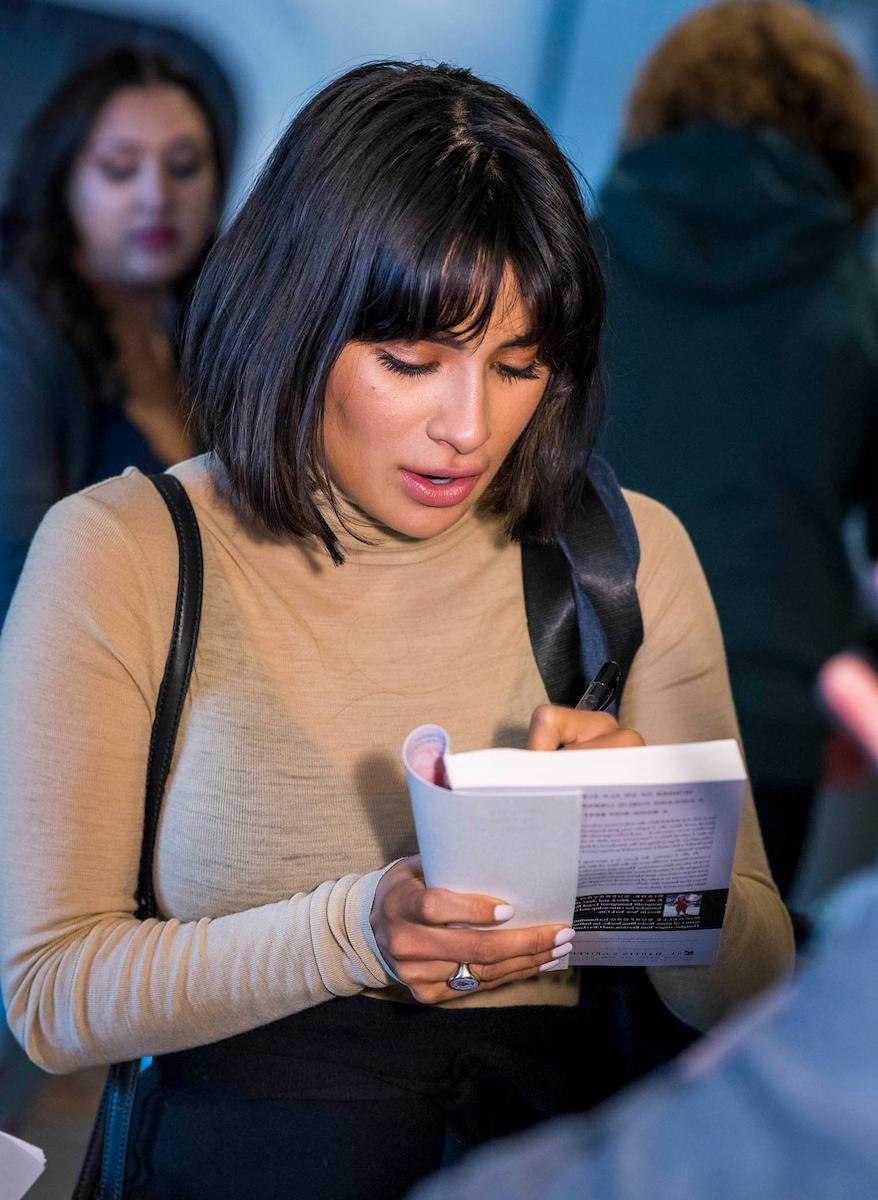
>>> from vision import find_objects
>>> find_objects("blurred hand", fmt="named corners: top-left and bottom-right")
top-left (819, 653), bottom-right (878, 764)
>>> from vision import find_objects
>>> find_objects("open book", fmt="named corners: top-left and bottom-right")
top-left (403, 726), bottom-right (747, 967)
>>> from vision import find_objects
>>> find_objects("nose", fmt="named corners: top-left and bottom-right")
top-left (424, 367), bottom-right (491, 455)
top-left (133, 158), bottom-right (173, 217)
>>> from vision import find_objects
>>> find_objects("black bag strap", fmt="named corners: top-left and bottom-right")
top-left (137, 474), bottom-right (204, 919)
top-left (521, 473), bottom-right (643, 709)
top-left (73, 474), bottom-right (203, 1200)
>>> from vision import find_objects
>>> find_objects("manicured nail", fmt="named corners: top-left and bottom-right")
top-left (539, 960), bottom-right (560, 971)
top-left (554, 927), bottom-right (576, 946)
top-left (493, 904), bottom-right (515, 922)
top-left (551, 942), bottom-right (573, 959)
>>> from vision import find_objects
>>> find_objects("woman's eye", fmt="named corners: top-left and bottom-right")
top-left (376, 350), bottom-right (542, 381)
top-left (495, 361), bottom-right (542, 382)
top-left (97, 161), bottom-right (137, 183)
top-left (167, 157), bottom-right (205, 180)
top-left (376, 351), bottom-right (437, 378)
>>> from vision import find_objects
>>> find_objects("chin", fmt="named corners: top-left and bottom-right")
top-left (388, 504), bottom-right (470, 539)
top-left (126, 255), bottom-right (195, 288)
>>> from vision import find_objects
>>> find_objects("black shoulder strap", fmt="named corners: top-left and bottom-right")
top-left (137, 474), bottom-right (204, 918)
top-left (521, 475), bottom-right (643, 710)
top-left (75, 473), bottom-right (203, 1200)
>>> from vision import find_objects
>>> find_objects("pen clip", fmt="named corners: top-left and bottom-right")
top-left (574, 661), bottom-right (621, 712)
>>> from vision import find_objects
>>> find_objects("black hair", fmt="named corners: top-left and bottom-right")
top-left (1, 45), bottom-right (229, 407)
top-left (184, 60), bottom-right (606, 561)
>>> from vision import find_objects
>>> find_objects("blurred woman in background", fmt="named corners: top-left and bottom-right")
top-left (598, 0), bottom-right (878, 896)
top-left (0, 46), bottom-right (228, 621)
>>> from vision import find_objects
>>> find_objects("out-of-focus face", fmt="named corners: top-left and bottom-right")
top-left (322, 274), bottom-right (549, 540)
top-left (67, 83), bottom-right (218, 290)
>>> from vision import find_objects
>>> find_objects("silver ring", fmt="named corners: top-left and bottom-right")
top-left (447, 962), bottom-right (480, 992)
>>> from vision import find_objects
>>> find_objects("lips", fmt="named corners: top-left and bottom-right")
top-left (133, 226), bottom-right (180, 250)
top-left (400, 469), bottom-right (482, 508)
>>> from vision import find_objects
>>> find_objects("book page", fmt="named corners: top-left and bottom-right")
top-left (403, 726), bottom-right (580, 939)
top-left (403, 726), bottom-right (746, 968)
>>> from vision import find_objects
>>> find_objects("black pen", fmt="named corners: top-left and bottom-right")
top-left (574, 660), bottom-right (621, 713)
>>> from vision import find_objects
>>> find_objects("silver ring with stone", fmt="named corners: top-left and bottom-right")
top-left (447, 962), bottom-right (480, 991)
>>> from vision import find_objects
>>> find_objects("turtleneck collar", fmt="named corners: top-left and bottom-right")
top-left (199, 452), bottom-right (502, 566)
top-left (316, 486), bottom-right (489, 566)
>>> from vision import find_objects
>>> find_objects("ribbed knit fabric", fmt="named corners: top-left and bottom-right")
top-left (0, 455), bottom-right (793, 1072)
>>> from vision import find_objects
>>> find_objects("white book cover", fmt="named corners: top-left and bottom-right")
top-left (403, 726), bottom-right (747, 967)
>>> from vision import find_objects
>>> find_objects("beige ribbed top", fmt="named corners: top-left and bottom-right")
top-left (0, 456), bottom-right (793, 1073)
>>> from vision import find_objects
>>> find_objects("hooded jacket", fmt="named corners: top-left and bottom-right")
top-left (598, 123), bottom-right (878, 786)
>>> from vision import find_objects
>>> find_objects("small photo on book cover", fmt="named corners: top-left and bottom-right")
top-left (663, 892), bottom-right (703, 918)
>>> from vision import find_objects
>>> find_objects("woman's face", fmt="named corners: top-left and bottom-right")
top-left (67, 83), bottom-right (218, 291)
top-left (323, 276), bottom-right (549, 539)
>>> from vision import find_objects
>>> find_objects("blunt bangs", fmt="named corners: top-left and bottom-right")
top-left (354, 150), bottom-right (583, 377)
top-left (184, 61), bottom-right (606, 561)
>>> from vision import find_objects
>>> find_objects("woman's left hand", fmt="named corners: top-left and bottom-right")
top-left (528, 704), bottom-right (645, 751)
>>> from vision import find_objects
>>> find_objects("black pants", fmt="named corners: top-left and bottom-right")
top-left (125, 975), bottom-right (695, 1200)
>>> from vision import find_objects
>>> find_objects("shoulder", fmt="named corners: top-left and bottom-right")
top-left (49, 454), bottom-right (215, 533)
top-left (0, 275), bottom-right (87, 422)
top-left (0, 275), bottom-right (68, 361)
top-left (622, 489), bottom-right (714, 629)
top-left (2, 465), bottom-right (193, 696)
top-left (47, 466), bottom-right (171, 539)
top-left (617, 493), bottom-right (727, 722)
top-left (18, 467), bottom-right (179, 623)
top-left (167, 453), bottom-right (228, 520)
top-left (623, 489), bottom-right (696, 565)
top-left (34, 454), bottom-right (224, 595)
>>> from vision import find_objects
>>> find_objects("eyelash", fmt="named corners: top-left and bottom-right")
top-left (99, 164), bottom-right (136, 182)
top-left (98, 160), bottom-right (203, 183)
top-left (168, 161), bottom-right (204, 179)
top-left (376, 350), bottom-right (541, 382)
top-left (377, 352), bottom-right (433, 378)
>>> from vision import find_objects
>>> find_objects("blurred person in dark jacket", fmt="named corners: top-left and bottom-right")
top-left (0, 46), bottom-right (229, 624)
top-left (598, 0), bottom-right (878, 895)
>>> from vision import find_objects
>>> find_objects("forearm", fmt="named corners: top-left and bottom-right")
top-left (646, 871), bottom-right (793, 1031)
top-left (3, 867), bottom-right (393, 1074)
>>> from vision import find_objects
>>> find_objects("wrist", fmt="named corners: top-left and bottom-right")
top-left (366, 859), bottom-right (407, 984)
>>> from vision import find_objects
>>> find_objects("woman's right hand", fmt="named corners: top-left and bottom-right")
top-left (370, 855), bottom-right (575, 1004)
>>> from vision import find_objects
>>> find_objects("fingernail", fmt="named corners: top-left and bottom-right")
top-left (493, 904), bottom-right (515, 922)
top-left (539, 960), bottom-right (560, 971)
top-left (554, 927), bottom-right (576, 946)
top-left (551, 942), bottom-right (573, 959)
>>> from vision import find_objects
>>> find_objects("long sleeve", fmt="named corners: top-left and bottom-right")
top-left (621, 492), bottom-right (794, 1030)
top-left (0, 490), bottom-right (392, 1074)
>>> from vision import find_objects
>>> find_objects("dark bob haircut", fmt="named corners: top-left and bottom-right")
top-left (183, 61), bottom-right (606, 561)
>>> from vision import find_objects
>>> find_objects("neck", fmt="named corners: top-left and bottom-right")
top-left (91, 281), bottom-right (168, 330)
top-left (317, 484), bottom-right (487, 565)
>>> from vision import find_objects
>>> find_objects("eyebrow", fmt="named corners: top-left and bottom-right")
top-left (91, 135), bottom-right (205, 154)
